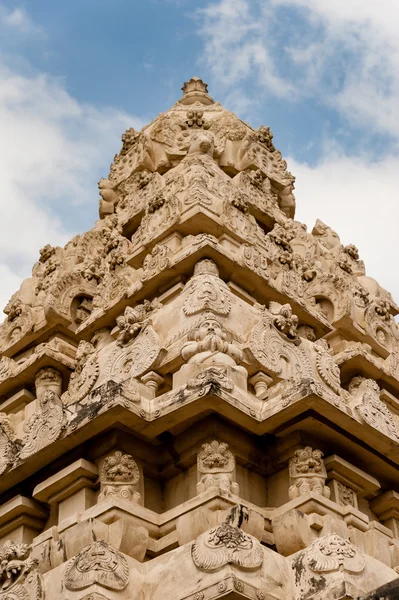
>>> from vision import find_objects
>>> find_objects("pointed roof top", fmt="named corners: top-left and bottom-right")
top-left (179, 76), bottom-right (214, 105)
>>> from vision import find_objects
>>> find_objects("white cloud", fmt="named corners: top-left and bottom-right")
top-left (0, 6), bottom-right (43, 36)
top-left (198, 0), bottom-right (294, 98)
top-left (198, 0), bottom-right (399, 304)
top-left (291, 152), bottom-right (399, 302)
top-left (199, 0), bottom-right (399, 141)
top-left (0, 60), bottom-right (142, 314)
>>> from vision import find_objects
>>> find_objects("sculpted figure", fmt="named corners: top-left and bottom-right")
top-left (0, 540), bottom-right (44, 599)
top-left (289, 446), bottom-right (330, 500)
top-left (98, 177), bottom-right (120, 218)
top-left (181, 314), bottom-right (243, 368)
top-left (197, 440), bottom-right (239, 494)
top-left (311, 219), bottom-right (341, 251)
top-left (98, 450), bottom-right (141, 503)
top-left (0, 413), bottom-right (18, 476)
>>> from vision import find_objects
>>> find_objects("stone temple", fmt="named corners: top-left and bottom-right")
top-left (0, 77), bottom-right (399, 600)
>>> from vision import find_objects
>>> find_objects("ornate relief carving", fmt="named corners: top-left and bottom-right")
top-left (197, 440), bottom-right (239, 494)
top-left (336, 482), bottom-right (357, 507)
top-left (314, 339), bottom-right (341, 395)
top-left (191, 523), bottom-right (263, 571)
top-left (115, 300), bottom-right (160, 345)
top-left (107, 324), bottom-right (161, 381)
top-left (21, 368), bottom-right (64, 460)
top-left (304, 534), bottom-right (365, 574)
top-left (186, 367), bottom-right (235, 395)
top-left (181, 313), bottom-right (243, 368)
top-left (240, 244), bottom-right (269, 279)
top-left (0, 413), bottom-right (18, 476)
top-left (0, 356), bottom-right (16, 383)
top-left (289, 447), bottom-right (330, 499)
top-left (63, 340), bottom-right (99, 404)
top-left (64, 541), bottom-right (129, 591)
top-left (349, 376), bottom-right (399, 441)
top-left (141, 244), bottom-right (171, 281)
top-left (131, 195), bottom-right (180, 250)
top-left (0, 541), bottom-right (44, 600)
top-left (269, 301), bottom-right (299, 342)
top-left (249, 304), bottom-right (313, 382)
top-left (98, 450), bottom-right (141, 503)
top-left (183, 260), bottom-right (232, 316)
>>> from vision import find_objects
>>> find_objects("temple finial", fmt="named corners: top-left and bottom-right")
top-left (180, 76), bottom-right (214, 105)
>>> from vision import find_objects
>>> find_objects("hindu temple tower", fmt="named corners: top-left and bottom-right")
top-left (0, 77), bottom-right (398, 599)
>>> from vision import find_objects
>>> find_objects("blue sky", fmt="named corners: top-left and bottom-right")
top-left (1, 0), bottom-right (399, 309)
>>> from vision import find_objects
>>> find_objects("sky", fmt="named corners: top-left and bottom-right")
top-left (0, 0), bottom-right (399, 311)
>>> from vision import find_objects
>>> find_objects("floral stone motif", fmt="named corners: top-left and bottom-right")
top-left (192, 522), bottom-right (263, 571)
top-left (64, 540), bottom-right (129, 591)
top-left (305, 534), bottom-right (365, 574)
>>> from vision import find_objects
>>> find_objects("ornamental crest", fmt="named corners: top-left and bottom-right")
top-left (63, 340), bottom-right (99, 404)
top-left (21, 368), bottom-right (64, 460)
top-left (64, 540), bottom-right (129, 591)
top-left (107, 324), bottom-right (161, 381)
top-left (305, 534), bottom-right (365, 574)
top-left (183, 260), bottom-right (232, 316)
top-left (191, 523), bottom-right (263, 571)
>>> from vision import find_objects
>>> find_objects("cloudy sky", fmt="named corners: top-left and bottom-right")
top-left (1, 0), bottom-right (398, 311)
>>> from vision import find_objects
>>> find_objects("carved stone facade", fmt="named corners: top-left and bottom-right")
top-left (0, 77), bottom-right (397, 599)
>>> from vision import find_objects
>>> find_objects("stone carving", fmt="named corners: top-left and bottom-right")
top-left (64, 540), bottom-right (129, 591)
top-left (98, 178), bottom-right (119, 218)
top-left (141, 244), bottom-right (171, 281)
top-left (0, 76), bottom-right (398, 600)
top-left (115, 300), bottom-right (160, 345)
top-left (197, 440), bottom-right (239, 494)
top-left (21, 368), bottom-right (64, 460)
top-left (304, 534), bottom-right (365, 574)
top-left (249, 304), bottom-right (313, 382)
top-left (63, 340), bottom-right (99, 404)
top-left (181, 313), bottom-right (243, 368)
top-left (183, 260), bottom-right (232, 316)
top-left (269, 301), bottom-right (299, 342)
top-left (349, 376), bottom-right (399, 441)
top-left (314, 338), bottom-right (342, 395)
top-left (0, 541), bottom-right (44, 600)
top-left (186, 367), bottom-right (235, 395)
top-left (0, 413), bottom-right (18, 476)
top-left (107, 324), bottom-right (161, 381)
top-left (240, 244), bottom-right (269, 279)
top-left (288, 447), bottom-right (330, 499)
top-left (336, 481), bottom-right (357, 507)
top-left (191, 522), bottom-right (263, 571)
top-left (98, 450), bottom-right (141, 503)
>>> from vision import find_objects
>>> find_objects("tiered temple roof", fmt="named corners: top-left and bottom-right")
top-left (0, 77), bottom-right (398, 599)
